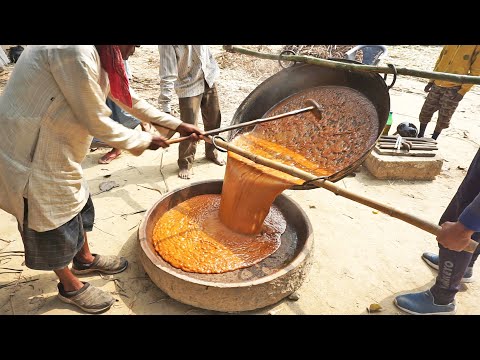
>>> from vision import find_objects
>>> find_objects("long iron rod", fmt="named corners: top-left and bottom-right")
top-left (167, 103), bottom-right (319, 145)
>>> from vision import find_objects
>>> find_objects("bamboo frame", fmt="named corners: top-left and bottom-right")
top-left (224, 46), bottom-right (480, 85)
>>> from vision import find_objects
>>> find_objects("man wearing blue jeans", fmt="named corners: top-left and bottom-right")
top-left (395, 148), bottom-right (480, 314)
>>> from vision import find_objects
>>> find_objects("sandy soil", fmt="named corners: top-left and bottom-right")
top-left (1, 45), bottom-right (480, 315)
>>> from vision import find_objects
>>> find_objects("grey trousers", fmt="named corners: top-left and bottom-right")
top-left (178, 82), bottom-right (222, 170)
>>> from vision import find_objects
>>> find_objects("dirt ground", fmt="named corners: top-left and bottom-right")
top-left (1, 45), bottom-right (480, 315)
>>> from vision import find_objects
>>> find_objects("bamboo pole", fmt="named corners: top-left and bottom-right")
top-left (206, 136), bottom-right (478, 253)
top-left (224, 46), bottom-right (480, 85)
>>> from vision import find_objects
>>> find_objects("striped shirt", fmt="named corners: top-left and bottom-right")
top-left (158, 45), bottom-right (219, 113)
top-left (0, 47), bottom-right (9, 68)
top-left (0, 45), bottom-right (181, 232)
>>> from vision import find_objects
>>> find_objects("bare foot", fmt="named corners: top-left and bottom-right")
top-left (178, 168), bottom-right (192, 179)
top-left (98, 149), bottom-right (121, 164)
top-left (206, 155), bottom-right (225, 166)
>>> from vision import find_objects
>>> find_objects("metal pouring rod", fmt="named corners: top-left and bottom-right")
top-left (223, 46), bottom-right (480, 85)
top-left (205, 136), bottom-right (478, 254)
top-left (166, 99), bottom-right (322, 145)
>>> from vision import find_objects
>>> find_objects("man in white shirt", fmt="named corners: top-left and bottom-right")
top-left (0, 46), bottom-right (9, 72)
top-left (158, 45), bottom-right (225, 179)
top-left (0, 45), bottom-right (203, 313)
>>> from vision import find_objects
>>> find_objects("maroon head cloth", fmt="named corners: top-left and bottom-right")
top-left (96, 45), bottom-right (132, 108)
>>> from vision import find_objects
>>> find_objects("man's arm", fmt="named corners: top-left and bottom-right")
top-left (158, 45), bottom-right (178, 113)
top-left (458, 46), bottom-right (480, 96)
top-left (437, 184), bottom-right (480, 252)
top-left (112, 90), bottom-right (182, 139)
top-left (459, 192), bottom-right (480, 232)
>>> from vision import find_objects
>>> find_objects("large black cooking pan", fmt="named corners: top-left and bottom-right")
top-left (229, 61), bottom-right (390, 189)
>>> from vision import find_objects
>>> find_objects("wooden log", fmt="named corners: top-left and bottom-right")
top-left (373, 147), bottom-right (436, 157)
top-left (378, 139), bottom-right (436, 145)
top-left (378, 144), bottom-right (438, 150)
top-left (380, 136), bottom-right (437, 143)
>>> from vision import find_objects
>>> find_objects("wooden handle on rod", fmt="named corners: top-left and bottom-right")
top-left (167, 134), bottom-right (198, 145)
top-left (207, 136), bottom-right (478, 254)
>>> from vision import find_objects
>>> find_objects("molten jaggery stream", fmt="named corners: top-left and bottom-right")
top-left (219, 152), bottom-right (297, 235)
top-left (217, 125), bottom-right (334, 235)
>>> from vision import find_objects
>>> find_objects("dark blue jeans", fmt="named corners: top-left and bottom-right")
top-left (91, 98), bottom-right (141, 147)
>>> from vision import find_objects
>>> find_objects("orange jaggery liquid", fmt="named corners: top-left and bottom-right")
top-left (152, 194), bottom-right (287, 274)
top-left (153, 86), bottom-right (378, 274)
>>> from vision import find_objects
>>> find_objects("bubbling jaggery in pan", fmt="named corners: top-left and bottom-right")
top-left (244, 85), bottom-right (379, 177)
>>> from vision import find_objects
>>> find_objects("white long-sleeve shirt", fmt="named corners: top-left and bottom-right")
top-left (0, 45), bottom-right (181, 231)
top-left (158, 45), bottom-right (219, 113)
